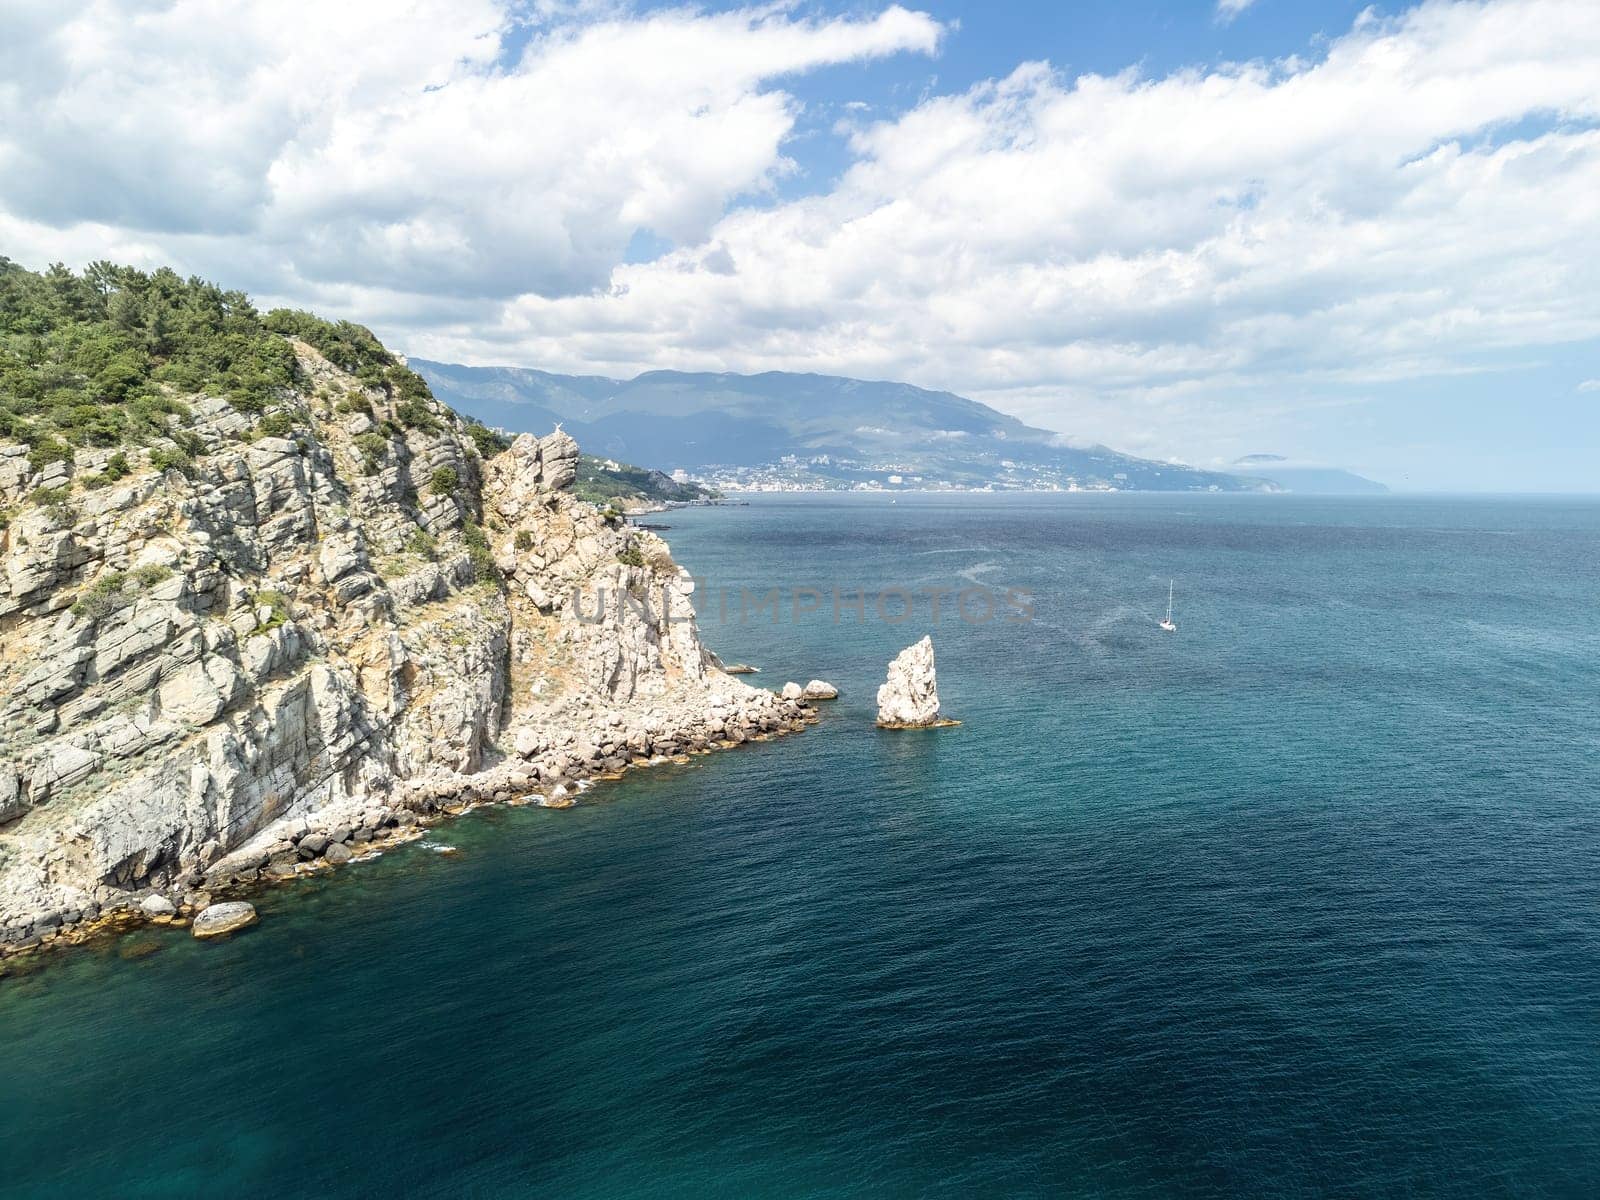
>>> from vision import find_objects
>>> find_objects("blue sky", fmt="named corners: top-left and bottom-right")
top-left (616, 1), bottom-right (1385, 217)
top-left (3, 0), bottom-right (1597, 490)
top-left (763, 1), bottom-right (1380, 190)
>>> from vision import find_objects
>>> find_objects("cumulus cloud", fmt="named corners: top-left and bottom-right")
top-left (0, 1), bottom-right (943, 297)
top-left (1215, 0), bottom-right (1260, 24)
top-left (1579, 379), bottom-right (1600, 392)
top-left (2, 0), bottom-right (1599, 462)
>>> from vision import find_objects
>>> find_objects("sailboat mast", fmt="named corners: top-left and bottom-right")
top-left (1167, 580), bottom-right (1173, 621)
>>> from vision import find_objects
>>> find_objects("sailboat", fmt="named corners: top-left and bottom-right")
top-left (1159, 580), bottom-right (1177, 632)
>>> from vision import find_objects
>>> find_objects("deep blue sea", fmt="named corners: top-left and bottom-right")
top-left (2, 493), bottom-right (1598, 1198)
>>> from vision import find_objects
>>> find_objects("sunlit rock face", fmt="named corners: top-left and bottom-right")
top-left (876, 636), bottom-right (943, 728)
top-left (0, 346), bottom-right (801, 946)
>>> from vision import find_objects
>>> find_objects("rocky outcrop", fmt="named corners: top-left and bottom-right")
top-left (802, 680), bottom-right (838, 701)
top-left (875, 636), bottom-right (955, 729)
top-left (0, 341), bottom-right (814, 960)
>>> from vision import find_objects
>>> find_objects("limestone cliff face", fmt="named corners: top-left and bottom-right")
top-left (0, 344), bottom-right (796, 944)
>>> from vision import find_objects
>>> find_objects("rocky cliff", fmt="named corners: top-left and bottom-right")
top-left (0, 339), bottom-right (806, 954)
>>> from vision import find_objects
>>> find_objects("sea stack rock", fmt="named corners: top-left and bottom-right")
top-left (875, 636), bottom-right (954, 728)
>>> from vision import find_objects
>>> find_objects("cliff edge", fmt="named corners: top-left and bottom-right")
top-left (0, 320), bottom-right (802, 952)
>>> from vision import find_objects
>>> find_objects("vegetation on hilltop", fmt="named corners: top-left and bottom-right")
top-left (0, 257), bottom-right (293, 467)
top-left (0, 257), bottom-right (464, 471)
top-left (260, 306), bottom-right (440, 428)
top-left (574, 455), bottom-right (717, 508)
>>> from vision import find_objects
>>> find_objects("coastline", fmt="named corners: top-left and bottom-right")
top-left (0, 695), bottom-right (820, 973)
top-left (0, 339), bottom-right (824, 970)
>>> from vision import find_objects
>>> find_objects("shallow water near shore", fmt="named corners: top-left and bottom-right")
top-left (3, 492), bottom-right (1599, 1197)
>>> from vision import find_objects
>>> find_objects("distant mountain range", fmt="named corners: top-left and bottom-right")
top-left (1230, 455), bottom-right (1388, 495)
top-left (410, 360), bottom-right (1268, 493)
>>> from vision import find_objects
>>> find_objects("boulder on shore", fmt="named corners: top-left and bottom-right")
top-left (875, 636), bottom-right (953, 728)
top-left (192, 901), bottom-right (257, 939)
top-left (781, 681), bottom-right (804, 701)
top-left (802, 680), bottom-right (838, 701)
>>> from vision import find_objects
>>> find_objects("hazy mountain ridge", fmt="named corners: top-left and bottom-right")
top-left (411, 360), bottom-right (1270, 492)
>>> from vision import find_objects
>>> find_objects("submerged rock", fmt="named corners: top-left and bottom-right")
top-left (802, 680), bottom-right (838, 701)
top-left (139, 894), bottom-right (176, 919)
top-left (875, 636), bottom-right (953, 729)
top-left (192, 901), bottom-right (257, 939)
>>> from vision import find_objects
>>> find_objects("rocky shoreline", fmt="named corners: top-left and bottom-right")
top-left (0, 701), bottom-right (819, 973)
top-left (0, 334), bottom-right (826, 970)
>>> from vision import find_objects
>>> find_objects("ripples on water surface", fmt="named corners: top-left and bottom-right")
top-left (2, 494), bottom-right (1598, 1198)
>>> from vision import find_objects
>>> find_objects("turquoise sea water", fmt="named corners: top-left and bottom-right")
top-left (2, 493), bottom-right (1598, 1198)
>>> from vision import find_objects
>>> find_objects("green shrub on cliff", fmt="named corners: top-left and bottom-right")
top-left (26, 437), bottom-right (73, 473)
top-left (256, 410), bottom-right (294, 438)
top-left (71, 572), bottom-right (131, 620)
top-left (148, 446), bottom-right (193, 476)
top-left (465, 420), bottom-right (511, 459)
top-left (462, 521), bottom-right (498, 584)
top-left (405, 528), bottom-right (438, 559)
top-left (355, 431), bottom-right (389, 474)
top-left (69, 564), bottom-right (174, 621)
top-left (83, 451), bottom-right (131, 488)
top-left (251, 589), bottom-right (289, 631)
top-left (395, 397), bottom-right (440, 433)
top-left (132, 564), bottom-right (172, 587)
